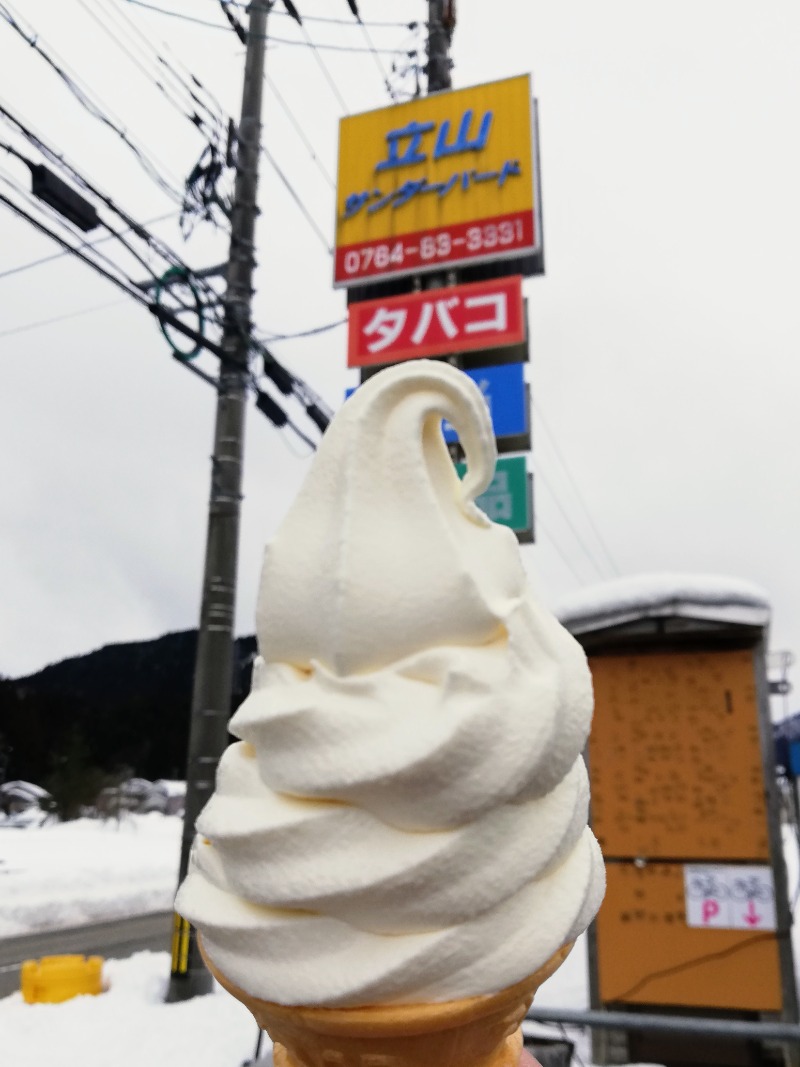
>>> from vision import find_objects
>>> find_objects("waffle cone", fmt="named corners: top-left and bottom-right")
top-left (200, 937), bottom-right (572, 1067)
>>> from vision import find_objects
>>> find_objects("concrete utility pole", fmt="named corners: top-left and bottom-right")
top-left (426, 0), bottom-right (454, 93)
top-left (167, 0), bottom-right (269, 1003)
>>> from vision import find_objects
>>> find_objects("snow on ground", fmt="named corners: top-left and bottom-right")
top-left (2, 812), bottom-right (800, 1065)
top-left (0, 813), bottom-right (181, 937)
top-left (0, 944), bottom-right (591, 1067)
top-left (0, 951), bottom-right (260, 1067)
top-left (0, 813), bottom-right (596, 1065)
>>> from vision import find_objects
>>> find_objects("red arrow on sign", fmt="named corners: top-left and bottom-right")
top-left (743, 900), bottom-right (762, 927)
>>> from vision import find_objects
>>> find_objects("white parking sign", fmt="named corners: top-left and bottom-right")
top-left (684, 865), bottom-right (776, 931)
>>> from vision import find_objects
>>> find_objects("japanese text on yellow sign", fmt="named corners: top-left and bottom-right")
top-left (334, 74), bottom-right (538, 286)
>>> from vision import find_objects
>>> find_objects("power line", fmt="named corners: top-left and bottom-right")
top-left (530, 455), bottom-right (612, 582)
top-left (265, 29), bottom-right (404, 56)
top-left (121, 0), bottom-right (230, 32)
top-left (264, 72), bottom-right (335, 189)
top-left (355, 16), bottom-right (399, 100)
top-left (0, 164), bottom-right (129, 280)
top-left (219, 0), bottom-right (416, 28)
top-left (534, 511), bottom-right (596, 588)
top-left (261, 145), bottom-right (332, 255)
top-left (121, 0), bottom-right (408, 52)
top-left (0, 181), bottom-right (322, 442)
top-left (532, 398), bottom-right (622, 576)
top-left (0, 190), bottom-right (147, 303)
top-left (261, 317), bottom-right (346, 341)
top-left (0, 100), bottom-right (225, 317)
top-left (103, 0), bottom-right (230, 135)
top-left (76, 0), bottom-right (223, 140)
top-left (0, 297), bottom-right (128, 339)
top-left (0, 0), bottom-right (184, 202)
top-left (0, 210), bottom-right (176, 283)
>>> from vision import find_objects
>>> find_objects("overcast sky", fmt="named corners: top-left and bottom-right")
top-left (1, 0), bottom-right (799, 691)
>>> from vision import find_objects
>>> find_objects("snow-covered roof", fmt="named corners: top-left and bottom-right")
top-left (0, 780), bottom-right (50, 800)
top-left (555, 573), bottom-right (771, 636)
top-left (154, 779), bottom-right (186, 797)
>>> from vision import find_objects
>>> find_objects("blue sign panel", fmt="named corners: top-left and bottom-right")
top-left (345, 362), bottom-right (528, 452)
top-left (442, 362), bottom-right (527, 443)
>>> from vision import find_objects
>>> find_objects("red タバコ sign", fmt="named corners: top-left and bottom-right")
top-left (347, 275), bottom-right (524, 368)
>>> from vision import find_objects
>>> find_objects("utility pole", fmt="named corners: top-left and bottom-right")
top-left (167, 0), bottom-right (269, 1003)
top-left (425, 0), bottom-right (460, 464)
top-left (426, 0), bottom-right (454, 93)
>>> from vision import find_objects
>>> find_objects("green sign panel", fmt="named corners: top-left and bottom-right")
top-left (455, 454), bottom-right (532, 541)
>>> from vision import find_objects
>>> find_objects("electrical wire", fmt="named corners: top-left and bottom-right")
top-left (264, 30), bottom-right (403, 56)
top-left (0, 297), bottom-right (129, 339)
top-left (261, 145), bottom-right (332, 255)
top-left (263, 72), bottom-right (335, 189)
top-left (0, 210), bottom-right (176, 283)
top-left (219, 0), bottom-right (416, 28)
top-left (261, 317), bottom-right (346, 341)
top-left (0, 100), bottom-right (224, 318)
top-left (104, 0), bottom-right (230, 135)
top-left (121, 0), bottom-right (230, 32)
top-left (0, 161), bottom-right (323, 448)
top-left (355, 17), bottom-right (398, 101)
top-left (531, 456), bottom-right (612, 582)
top-left (534, 512), bottom-right (596, 588)
top-left (78, 0), bottom-right (224, 141)
top-left (0, 191), bottom-right (148, 303)
top-left (121, 0), bottom-right (407, 52)
top-left (0, 1), bottom-right (184, 202)
top-left (532, 398), bottom-right (622, 576)
top-left (0, 164), bottom-right (141, 284)
top-left (287, 22), bottom-right (350, 114)
top-left (607, 932), bottom-right (777, 1003)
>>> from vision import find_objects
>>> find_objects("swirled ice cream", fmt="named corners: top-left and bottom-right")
top-left (176, 359), bottom-right (605, 1007)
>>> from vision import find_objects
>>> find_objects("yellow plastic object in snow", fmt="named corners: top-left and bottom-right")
top-left (21, 955), bottom-right (105, 1004)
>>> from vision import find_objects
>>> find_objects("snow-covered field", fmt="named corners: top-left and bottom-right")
top-left (0, 951), bottom-right (258, 1067)
top-left (0, 813), bottom-right (594, 1066)
top-left (0, 813), bottom-right (182, 937)
top-left (2, 813), bottom-right (799, 1067)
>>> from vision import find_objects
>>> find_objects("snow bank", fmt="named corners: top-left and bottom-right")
top-left (0, 814), bottom-right (181, 937)
top-left (0, 951), bottom-right (259, 1067)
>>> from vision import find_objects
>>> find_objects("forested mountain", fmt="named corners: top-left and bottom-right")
top-left (0, 631), bottom-right (257, 785)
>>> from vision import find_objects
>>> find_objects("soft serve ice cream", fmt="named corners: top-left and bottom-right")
top-left (176, 359), bottom-right (605, 1007)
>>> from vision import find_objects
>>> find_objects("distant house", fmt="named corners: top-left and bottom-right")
top-left (154, 779), bottom-right (186, 816)
top-left (95, 777), bottom-right (185, 817)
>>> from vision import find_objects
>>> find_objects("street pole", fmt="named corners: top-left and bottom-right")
top-left (426, 0), bottom-right (454, 93)
top-left (425, 1), bottom-right (461, 462)
top-left (167, 0), bottom-right (269, 1002)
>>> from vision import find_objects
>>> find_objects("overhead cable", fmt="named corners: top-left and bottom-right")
top-left (0, 100), bottom-right (222, 313)
top-left (531, 456), bottom-right (612, 582)
top-left (261, 318), bottom-right (346, 341)
top-left (0, 1), bottom-right (183, 202)
top-left (532, 399), bottom-right (622, 576)
top-left (261, 145), bottom-right (332, 255)
top-left (0, 190), bottom-right (148, 304)
top-left (77, 0), bottom-right (225, 141)
top-left (534, 512), bottom-right (596, 588)
top-left (264, 72), bottom-right (335, 189)
top-left (216, 0), bottom-right (415, 29)
top-left (121, 0), bottom-right (406, 52)
top-left (0, 297), bottom-right (129, 339)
